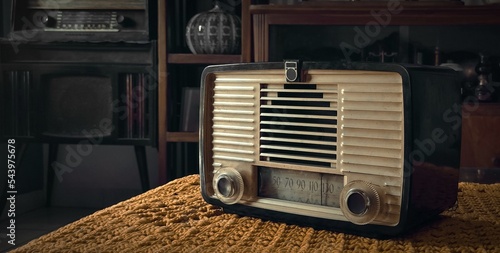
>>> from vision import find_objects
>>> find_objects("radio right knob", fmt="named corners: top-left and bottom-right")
top-left (116, 15), bottom-right (126, 24)
top-left (116, 15), bottom-right (134, 28)
top-left (340, 181), bottom-right (382, 225)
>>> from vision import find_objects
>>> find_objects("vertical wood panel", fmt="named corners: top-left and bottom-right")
top-left (157, 0), bottom-right (168, 184)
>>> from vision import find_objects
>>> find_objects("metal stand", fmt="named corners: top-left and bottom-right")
top-left (134, 145), bottom-right (150, 192)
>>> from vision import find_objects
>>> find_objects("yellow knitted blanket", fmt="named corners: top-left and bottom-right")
top-left (11, 175), bottom-right (500, 252)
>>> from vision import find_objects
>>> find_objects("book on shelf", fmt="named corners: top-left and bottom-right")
top-left (124, 73), bottom-right (148, 139)
top-left (179, 87), bottom-right (200, 132)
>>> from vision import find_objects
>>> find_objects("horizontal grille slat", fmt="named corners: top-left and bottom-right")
top-left (214, 102), bottom-right (255, 107)
top-left (213, 148), bottom-right (255, 155)
top-left (261, 113), bottom-right (337, 120)
top-left (213, 132), bottom-right (254, 139)
top-left (342, 111), bottom-right (402, 121)
top-left (260, 136), bottom-right (336, 146)
top-left (307, 71), bottom-right (403, 83)
top-left (214, 94), bottom-right (255, 99)
top-left (261, 89), bottom-right (338, 93)
top-left (339, 83), bottom-right (401, 92)
top-left (261, 97), bottom-right (338, 102)
top-left (213, 125), bottom-right (255, 131)
top-left (214, 86), bottom-right (255, 91)
top-left (261, 128), bottom-right (337, 137)
top-left (342, 119), bottom-right (402, 131)
top-left (260, 121), bottom-right (337, 129)
top-left (342, 145), bottom-right (402, 159)
top-left (341, 163), bottom-right (401, 177)
top-left (213, 117), bottom-right (255, 123)
top-left (342, 101), bottom-right (402, 112)
top-left (260, 153), bottom-right (337, 164)
top-left (342, 154), bottom-right (401, 168)
top-left (342, 128), bottom-right (402, 140)
top-left (213, 139), bottom-right (254, 147)
top-left (260, 145), bottom-right (335, 155)
top-left (261, 105), bottom-right (336, 111)
top-left (341, 136), bottom-right (401, 149)
top-left (213, 155), bottom-right (254, 163)
top-left (213, 109), bottom-right (255, 115)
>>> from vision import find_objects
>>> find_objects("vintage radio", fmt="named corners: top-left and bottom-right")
top-left (199, 61), bottom-right (462, 238)
top-left (9, 0), bottom-right (155, 42)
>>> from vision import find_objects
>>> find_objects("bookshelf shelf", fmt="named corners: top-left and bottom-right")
top-left (168, 53), bottom-right (242, 64)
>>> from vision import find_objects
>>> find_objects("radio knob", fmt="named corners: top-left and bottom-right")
top-left (340, 181), bottom-right (382, 225)
top-left (213, 167), bottom-right (244, 205)
top-left (116, 15), bottom-right (126, 24)
top-left (38, 14), bottom-right (55, 28)
top-left (116, 15), bottom-right (134, 27)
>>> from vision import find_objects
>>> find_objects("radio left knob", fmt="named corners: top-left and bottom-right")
top-left (213, 167), bottom-right (244, 205)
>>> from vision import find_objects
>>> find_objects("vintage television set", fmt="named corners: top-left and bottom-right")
top-left (199, 61), bottom-right (462, 238)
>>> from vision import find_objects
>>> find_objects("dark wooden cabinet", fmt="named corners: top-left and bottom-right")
top-left (461, 103), bottom-right (500, 169)
top-left (250, 3), bottom-right (500, 62)
top-left (460, 103), bottom-right (500, 183)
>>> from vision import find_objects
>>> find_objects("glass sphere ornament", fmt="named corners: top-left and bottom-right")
top-left (185, 1), bottom-right (241, 54)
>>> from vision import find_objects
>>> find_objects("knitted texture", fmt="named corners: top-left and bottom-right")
top-left (11, 175), bottom-right (500, 253)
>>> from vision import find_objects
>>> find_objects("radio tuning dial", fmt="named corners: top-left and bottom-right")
top-left (116, 15), bottom-right (126, 24)
top-left (39, 14), bottom-right (55, 28)
top-left (340, 181), bottom-right (382, 225)
top-left (213, 167), bottom-right (244, 205)
top-left (116, 15), bottom-right (134, 27)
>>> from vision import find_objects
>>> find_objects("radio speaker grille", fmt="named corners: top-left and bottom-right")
top-left (212, 82), bottom-right (257, 163)
top-left (260, 83), bottom-right (338, 168)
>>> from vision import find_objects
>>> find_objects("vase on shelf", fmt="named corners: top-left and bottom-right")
top-left (185, 1), bottom-right (241, 55)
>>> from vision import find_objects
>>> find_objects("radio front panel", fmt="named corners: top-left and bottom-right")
top-left (202, 68), bottom-right (405, 227)
top-left (10, 0), bottom-right (153, 42)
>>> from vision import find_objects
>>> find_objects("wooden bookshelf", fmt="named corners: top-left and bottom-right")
top-left (157, 0), bottom-right (252, 184)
